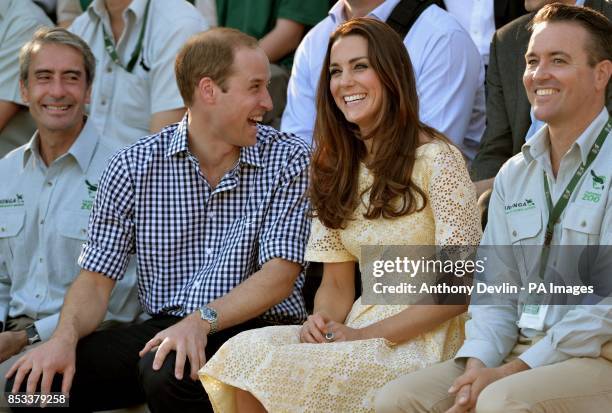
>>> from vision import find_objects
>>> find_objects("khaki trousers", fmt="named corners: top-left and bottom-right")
top-left (375, 339), bottom-right (612, 413)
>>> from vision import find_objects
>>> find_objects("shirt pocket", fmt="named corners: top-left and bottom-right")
top-left (0, 210), bottom-right (26, 272)
top-left (115, 68), bottom-right (149, 132)
top-left (507, 210), bottom-right (543, 245)
top-left (562, 203), bottom-right (604, 244)
top-left (57, 212), bottom-right (90, 241)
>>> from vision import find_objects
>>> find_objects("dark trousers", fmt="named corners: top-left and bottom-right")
top-left (6, 315), bottom-right (271, 412)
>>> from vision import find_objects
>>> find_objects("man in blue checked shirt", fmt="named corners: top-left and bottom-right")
top-left (6, 28), bottom-right (311, 413)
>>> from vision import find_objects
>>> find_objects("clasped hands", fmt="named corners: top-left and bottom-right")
top-left (299, 312), bottom-right (362, 343)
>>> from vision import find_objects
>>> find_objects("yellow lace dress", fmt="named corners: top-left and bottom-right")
top-left (199, 141), bottom-right (482, 412)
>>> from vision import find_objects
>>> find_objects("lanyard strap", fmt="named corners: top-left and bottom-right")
top-left (542, 116), bottom-right (611, 245)
top-left (101, 0), bottom-right (151, 73)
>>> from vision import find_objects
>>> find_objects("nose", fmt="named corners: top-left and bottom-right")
top-left (339, 70), bottom-right (354, 87)
top-left (261, 87), bottom-right (273, 112)
top-left (48, 77), bottom-right (67, 99)
top-left (531, 61), bottom-right (551, 82)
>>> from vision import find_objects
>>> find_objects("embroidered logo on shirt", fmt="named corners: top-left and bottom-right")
top-left (81, 180), bottom-right (98, 210)
top-left (0, 193), bottom-right (24, 208)
top-left (590, 170), bottom-right (605, 190)
top-left (505, 199), bottom-right (536, 214)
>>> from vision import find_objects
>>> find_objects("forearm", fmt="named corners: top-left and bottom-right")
top-left (0, 101), bottom-right (20, 132)
top-left (53, 270), bottom-right (114, 345)
top-left (207, 258), bottom-right (300, 331)
top-left (360, 304), bottom-right (466, 344)
top-left (259, 18), bottom-right (305, 63)
top-left (312, 262), bottom-right (355, 323)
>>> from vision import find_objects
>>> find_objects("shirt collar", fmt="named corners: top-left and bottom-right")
top-left (22, 118), bottom-right (100, 172)
top-left (329, 0), bottom-right (400, 25)
top-left (166, 114), bottom-right (263, 168)
top-left (90, 0), bottom-right (148, 22)
top-left (522, 107), bottom-right (609, 165)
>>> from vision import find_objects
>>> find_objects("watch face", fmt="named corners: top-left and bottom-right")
top-left (201, 306), bottom-right (217, 321)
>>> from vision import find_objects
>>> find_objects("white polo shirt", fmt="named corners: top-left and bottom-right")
top-left (69, 0), bottom-right (208, 149)
top-left (0, 120), bottom-right (142, 341)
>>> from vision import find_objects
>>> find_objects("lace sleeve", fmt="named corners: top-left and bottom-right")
top-left (305, 217), bottom-right (356, 262)
top-left (429, 146), bottom-right (482, 246)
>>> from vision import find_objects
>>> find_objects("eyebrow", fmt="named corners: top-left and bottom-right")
top-left (33, 69), bottom-right (83, 76)
top-left (525, 51), bottom-right (572, 59)
top-left (329, 56), bottom-right (368, 66)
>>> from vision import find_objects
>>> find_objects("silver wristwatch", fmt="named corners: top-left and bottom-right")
top-left (199, 306), bottom-right (218, 335)
top-left (25, 323), bottom-right (41, 345)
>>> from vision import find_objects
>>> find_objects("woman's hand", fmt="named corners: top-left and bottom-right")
top-left (299, 313), bottom-right (329, 343)
top-left (324, 320), bottom-right (364, 342)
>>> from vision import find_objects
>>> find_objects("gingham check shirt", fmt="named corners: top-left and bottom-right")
top-left (78, 116), bottom-right (311, 322)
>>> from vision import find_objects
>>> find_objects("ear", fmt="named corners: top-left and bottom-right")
top-left (593, 59), bottom-right (612, 92)
top-left (195, 77), bottom-right (217, 104)
top-left (19, 79), bottom-right (29, 104)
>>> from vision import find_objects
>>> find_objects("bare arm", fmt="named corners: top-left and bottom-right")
top-left (259, 18), bottom-right (305, 64)
top-left (208, 258), bottom-right (301, 330)
top-left (0, 101), bottom-right (20, 132)
top-left (312, 262), bottom-right (355, 323)
top-left (53, 269), bottom-right (116, 344)
top-left (149, 108), bottom-right (186, 133)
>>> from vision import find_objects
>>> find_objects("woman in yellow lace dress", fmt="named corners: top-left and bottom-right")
top-left (199, 18), bottom-right (482, 412)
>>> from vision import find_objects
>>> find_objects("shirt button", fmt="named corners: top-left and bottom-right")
top-left (101, 99), bottom-right (107, 106)
top-left (208, 212), bottom-right (215, 219)
top-left (39, 219), bottom-right (45, 225)
top-left (0, 227), bottom-right (5, 232)
top-left (46, 181), bottom-right (53, 186)
top-left (205, 248), bottom-right (213, 256)
top-left (39, 258), bottom-right (43, 263)
top-left (581, 221), bottom-right (587, 227)
top-left (106, 66), bottom-right (112, 73)
top-left (35, 294), bottom-right (40, 298)
top-left (512, 230), bottom-right (517, 237)
top-left (81, 228), bottom-right (87, 235)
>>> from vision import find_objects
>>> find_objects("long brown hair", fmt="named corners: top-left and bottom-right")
top-left (311, 17), bottom-right (446, 229)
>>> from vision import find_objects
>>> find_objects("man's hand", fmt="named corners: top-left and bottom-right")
top-left (6, 335), bottom-right (77, 395)
top-left (0, 330), bottom-right (27, 362)
top-left (139, 312), bottom-right (208, 381)
top-left (445, 358), bottom-right (529, 413)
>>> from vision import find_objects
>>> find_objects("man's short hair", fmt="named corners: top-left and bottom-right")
top-left (175, 27), bottom-right (259, 106)
top-left (19, 27), bottom-right (96, 86)
top-left (530, 3), bottom-right (612, 66)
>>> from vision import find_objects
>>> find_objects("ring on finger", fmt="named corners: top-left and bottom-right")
top-left (325, 331), bottom-right (335, 342)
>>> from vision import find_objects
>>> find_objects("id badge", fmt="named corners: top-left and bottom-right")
top-left (517, 304), bottom-right (548, 330)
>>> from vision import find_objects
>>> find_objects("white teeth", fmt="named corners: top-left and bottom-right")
top-left (344, 94), bottom-right (366, 103)
top-left (248, 116), bottom-right (263, 123)
top-left (45, 105), bottom-right (69, 110)
top-left (536, 89), bottom-right (557, 96)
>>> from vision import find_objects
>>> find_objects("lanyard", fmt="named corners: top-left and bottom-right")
top-left (542, 116), bottom-right (611, 246)
top-left (101, 0), bottom-right (151, 73)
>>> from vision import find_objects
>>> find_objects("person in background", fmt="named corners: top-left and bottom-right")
top-left (68, 0), bottom-right (208, 149)
top-left (0, 0), bottom-right (52, 158)
top-left (281, 0), bottom-right (485, 162)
